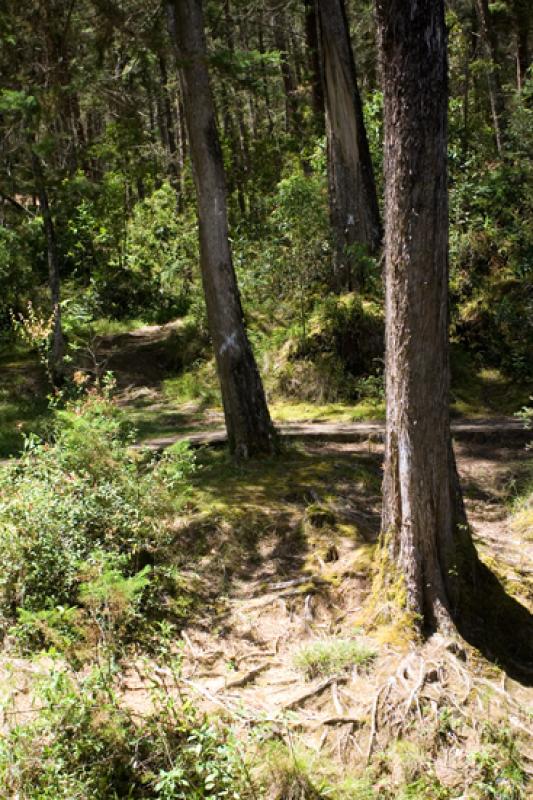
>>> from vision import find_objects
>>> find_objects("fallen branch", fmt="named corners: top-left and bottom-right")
top-left (283, 675), bottom-right (347, 710)
top-left (225, 663), bottom-right (270, 689)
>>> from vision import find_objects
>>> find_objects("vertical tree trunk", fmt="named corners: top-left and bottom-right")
top-left (474, 0), bottom-right (506, 155)
top-left (304, 0), bottom-right (324, 132)
top-left (512, 0), bottom-right (530, 90)
top-left (376, 0), bottom-right (475, 632)
top-left (31, 150), bottom-right (65, 383)
top-left (158, 54), bottom-right (182, 193)
top-left (271, 10), bottom-right (300, 134)
top-left (317, 0), bottom-right (381, 292)
top-left (168, 0), bottom-right (275, 458)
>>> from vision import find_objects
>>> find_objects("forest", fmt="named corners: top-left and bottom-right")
top-left (0, 0), bottom-right (532, 797)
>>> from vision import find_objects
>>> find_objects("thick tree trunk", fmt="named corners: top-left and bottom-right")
top-left (169, 0), bottom-right (275, 458)
top-left (474, 0), bottom-right (506, 155)
top-left (376, 0), bottom-right (475, 632)
top-left (31, 150), bottom-right (65, 384)
top-left (317, 0), bottom-right (381, 292)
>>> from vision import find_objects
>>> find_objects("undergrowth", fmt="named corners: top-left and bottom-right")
top-left (0, 660), bottom-right (253, 799)
top-left (0, 382), bottom-right (195, 662)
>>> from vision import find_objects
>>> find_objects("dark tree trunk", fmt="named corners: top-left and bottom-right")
top-left (271, 10), bottom-right (300, 134)
top-left (376, 0), bottom-right (476, 632)
top-left (317, 0), bottom-right (382, 292)
top-left (168, 0), bottom-right (275, 458)
top-left (474, 0), bottom-right (506, 155)
top-left (158, 54), bottom-right (182, 193)
top-left (31, 150), bottom-right (65, 383)
top-left (304, 0), bottom-right (324, 132)
top-left (512, 0), bottom-right (530, 90)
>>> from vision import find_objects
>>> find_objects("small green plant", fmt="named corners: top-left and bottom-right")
top-left (469, 724), bottom-right (527, 800)
top-left (293, 637), bottom-right (376, 680)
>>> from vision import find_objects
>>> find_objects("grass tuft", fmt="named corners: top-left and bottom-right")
top-left (293, 637), bottom-right (376, 680)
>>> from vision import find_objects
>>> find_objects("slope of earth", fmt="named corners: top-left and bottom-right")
top-left (118, 436), bottom-right (533, 798)
top-left (1, 434), bottom-right (531, 796)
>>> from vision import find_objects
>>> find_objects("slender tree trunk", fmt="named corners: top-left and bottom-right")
top-left (376, 0), bottom-right (476, 632)
top-left (31, 150), bottom-right (65, 383)
top-left (168, 0), bottom-right (275, 458)
top-left (258, 18), bottom-right (275, 134)
top-left (474, 0), bottom-right (506, 155)
top-left (271, 10), bottom-right (300, 134)
top-left (317, 0), bottom-right (381, 292)
top-left (512, 0), bottom-right (530, 90)
top-left (158, 54), bottom-right (182, 193)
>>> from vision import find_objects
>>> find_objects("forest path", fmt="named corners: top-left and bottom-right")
top-left (140, 415), bottom-right (528, 450)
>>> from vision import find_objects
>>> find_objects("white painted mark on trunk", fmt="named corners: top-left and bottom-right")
top-left (220, 331), bottom-right (239, 356)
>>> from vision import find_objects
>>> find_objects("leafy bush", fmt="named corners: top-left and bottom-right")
top-left (0, 386), bottom-right (194, 648)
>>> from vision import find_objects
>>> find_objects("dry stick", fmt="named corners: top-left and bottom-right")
top-left (181, 630), bottom-right (199, 659)
top-left (404, 658), bottom-right (426, 716)
top-left (366, 679), bottom-right (393, 763)
top-left (319, 715), bottom-right (364, 727)
top-left (331, 680), bottom-right (344, 715)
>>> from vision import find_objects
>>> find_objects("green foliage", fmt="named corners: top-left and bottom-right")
top-left (293, 637), bottom-right (376, 680)
top-left (469, 724), bottom-right (527, 800)
top-left (0, 664), bottom-right (252, 799)
top-left (123, 183), bottom-right (200, 322)
top-left (0, 387), bottom-right (194, 647)
top-left (269, 293), bottom-right (384, 404)
top-left (449, 78), bottom-right (533, 380)
top-left (236, 152), bottom-right (330, 327)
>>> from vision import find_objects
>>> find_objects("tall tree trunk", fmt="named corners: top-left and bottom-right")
top-left (376, 0), bottom-right (475, 632)
top-left (474, 0), bottom-right (506, 155)
top-left (512, 0), bottom-right (530, 90)
top-left (31, 150), bottom-right (65, 383)
top-left (168, 0), bottom-right (275, 458)
top-left (271, 10), bottom-right (300, 134)
top-left (304, 0), bottom-right (324, 132)
top-left (317, 0), bottom-right (381, 292)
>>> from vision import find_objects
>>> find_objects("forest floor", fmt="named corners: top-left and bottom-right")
top-left (1, 318), bottom-right (532, 795)
top-left (118, 434), bottom-right (533, 795)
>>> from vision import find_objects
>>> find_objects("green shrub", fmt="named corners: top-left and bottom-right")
top-left (0, 387), bottom-right (194, 645)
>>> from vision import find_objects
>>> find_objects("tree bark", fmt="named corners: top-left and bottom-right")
top-left (31, 150), bottom-right (65, 383)
top-left (317, 0), bottom-right (381, 292)
top-left (168, 0), bottom-right (276, 458)
top-left (376, 0), bottom-right (475, 632)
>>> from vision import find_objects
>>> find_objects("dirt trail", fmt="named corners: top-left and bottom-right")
top-left (139, 416), bottom-right (528, 450)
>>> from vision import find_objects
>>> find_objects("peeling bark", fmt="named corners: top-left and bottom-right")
top-left (317, 0), bottom-right (381, 291)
